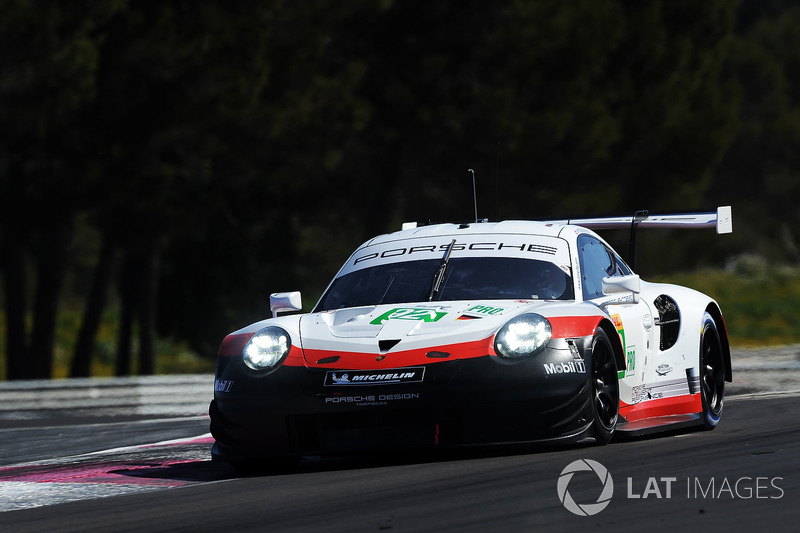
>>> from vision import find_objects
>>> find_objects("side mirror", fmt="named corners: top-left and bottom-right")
top-left (602, 274), bottom-right (641, 296)
top-left (269, 291), bottom-right (302, 317)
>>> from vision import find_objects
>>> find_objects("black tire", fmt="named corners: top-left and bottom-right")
top-left (700, 312), bottom-right (725, 429)
top-left (591, 328), bottom-right (619, 444)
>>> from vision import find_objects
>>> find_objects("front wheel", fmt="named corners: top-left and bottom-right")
top-left (699, 312), bottom-right (725, 429)
top-left (591, 328), bottom-right (619, 444)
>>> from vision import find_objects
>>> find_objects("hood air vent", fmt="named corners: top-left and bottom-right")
top-left (378, 339), bottom-right (401, 353)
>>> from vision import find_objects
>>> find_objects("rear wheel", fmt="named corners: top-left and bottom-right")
top-left (700, 312), bottom-right (725, 429)
top-left (591, 328), bottom-right (619, 444)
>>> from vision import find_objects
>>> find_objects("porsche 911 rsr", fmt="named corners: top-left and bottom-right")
top-left (209, 207), bottom-right (733, 466)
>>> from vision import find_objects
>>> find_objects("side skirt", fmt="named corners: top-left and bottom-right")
top-left (615, 413), bottom-right (703, 437)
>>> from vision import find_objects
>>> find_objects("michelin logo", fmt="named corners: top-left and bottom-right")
top-left (325, 367), bottom-right (425, 386)
top-left (331, 373), bottom-right (352, 384)
top-left (544, 361), bottom-right (586, 374)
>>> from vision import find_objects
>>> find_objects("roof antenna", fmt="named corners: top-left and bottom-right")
top-left (494, 141), bottom-right (500, 221)
top-left (468, 168), bottom-right (478, 223)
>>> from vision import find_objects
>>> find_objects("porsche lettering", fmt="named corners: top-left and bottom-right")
top-left (353, 241), bottom-right (559, 265)
top-left (324, 393), bottom-right (420, 403)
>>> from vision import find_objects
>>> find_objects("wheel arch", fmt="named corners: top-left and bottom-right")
top-left (705, 303), bottom-right (732, 383)
top-left (597, 318), bottom-right (626, 374)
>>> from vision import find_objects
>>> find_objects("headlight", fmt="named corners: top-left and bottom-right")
top-left (494, 313), bottom-right (552, 359)
top-left (242, 326), bottom-right (291, 372)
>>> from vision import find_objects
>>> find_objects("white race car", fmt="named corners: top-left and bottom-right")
top-left (210, 207), bottom-right (733, 465)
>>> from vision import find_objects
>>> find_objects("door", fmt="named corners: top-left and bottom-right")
top-left (576, 234), bottom-right (654, 404)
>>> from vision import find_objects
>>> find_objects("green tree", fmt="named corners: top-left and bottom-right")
top-left (76, 1), bottom-right (379, 363)
top-left (712, 3), bottom-right (800, 264)
top-left (326, 0), bottom-right (740, 272)
top-left (4, 0), bottom-right (785, 378)
top-left (0, 1), bottom-right (121, 379)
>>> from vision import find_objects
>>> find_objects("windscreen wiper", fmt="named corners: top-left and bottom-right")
top-left (428, 239), bottom-right (456, 301)
top-left (379, 275), bottom-right (395, 304)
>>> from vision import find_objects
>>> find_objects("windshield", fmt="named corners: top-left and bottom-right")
top-left (316, 257), bottom-right (574, 311)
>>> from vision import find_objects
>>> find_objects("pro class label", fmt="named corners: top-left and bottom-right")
top-left (324, 367), bottom-right (425, 386)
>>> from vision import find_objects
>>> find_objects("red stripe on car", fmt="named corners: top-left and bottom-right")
top-left (619, 394), bottom-right (702, 422)
top-left (300, 338), bottom-right (494, 369)
top-left (548, 315), bottom-right (600, 338)
top-left (217, 333), bottom-right (253, 356)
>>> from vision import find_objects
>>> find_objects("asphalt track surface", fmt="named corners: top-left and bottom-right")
top-left (1, 389), bottom-right (798, 532)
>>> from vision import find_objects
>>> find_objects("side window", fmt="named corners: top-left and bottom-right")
top-left (610, 251), bottom-right (632, 277)
top-left (578, 235), bottom-right (630, 299)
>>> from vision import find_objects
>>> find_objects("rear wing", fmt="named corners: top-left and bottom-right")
top-left (545, 206), bottom-right (733, 270)
top-left (545, 206), bottom-right (733, 234)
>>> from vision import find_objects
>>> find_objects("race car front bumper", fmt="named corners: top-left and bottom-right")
top-left (210, 339), bottom-right (596, 461)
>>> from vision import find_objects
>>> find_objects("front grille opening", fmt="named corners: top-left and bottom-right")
top-left (378, 339), bottom-right (401, 352)
top-left (291, 409), bottom-right (448, 452)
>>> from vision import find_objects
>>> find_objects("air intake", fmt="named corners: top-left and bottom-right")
top-left (378, 339), bottom-right (401, 353)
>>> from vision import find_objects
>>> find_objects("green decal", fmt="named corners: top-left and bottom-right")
top-left (626, 346), bottom-right (636, 377)
top-left (371, 308), bottom-right (448, 325)
top-left (465, 305), bottom-right (505, 315)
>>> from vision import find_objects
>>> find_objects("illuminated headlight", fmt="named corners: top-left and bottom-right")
top-left (242, 327), bottom-right (291, 372)
top-left (494, 314), bottom-right (552, 359)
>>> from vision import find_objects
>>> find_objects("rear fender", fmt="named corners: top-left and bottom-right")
top-left (705, 303), bottom-right (732, 382)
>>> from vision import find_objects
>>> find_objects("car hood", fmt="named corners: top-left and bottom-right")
top-left (298, 301), bottom-right (547, 363)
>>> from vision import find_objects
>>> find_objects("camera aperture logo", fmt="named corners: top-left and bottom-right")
top-left (557, 459), bottom-right (786, 516)
top-left (557, 459), bottom-right (614, 516)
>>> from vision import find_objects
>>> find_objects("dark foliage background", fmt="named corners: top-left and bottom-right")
top-left (1, 0), bottom-right (798, 378)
